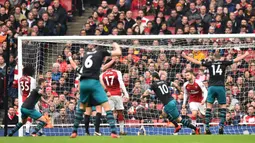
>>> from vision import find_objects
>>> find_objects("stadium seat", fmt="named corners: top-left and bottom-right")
top-left (51, 0), bottom-right (73, 21)
top-left (51, 0), bottom-right (72, 12)
top-left (158, 119), bottom-right (164, 123)
top-left (125, 119), bottom-right (140, 127)
top-left (126, 119), bottom-right (140, 123)
top-left (165, 15), bottom-right (170, 20)
top-left (245, 50), bottom-right (255, 62)
top-left (156, 104), bottom-right (163, 110)
top-left (153, 119), bottom-right (158, 123)
top-left (145, 15), bottom-right (155, 21)
top-left (211, 118), bottom-right (220, 126)
top-left (0, 0), bottom-right (4, 5)
top-left (132, 10), bottom-right (139, 19)
top-left (167, 27), bottom-right (176, 34)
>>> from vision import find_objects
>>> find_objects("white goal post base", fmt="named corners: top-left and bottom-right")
top-left (1, 123), bottom-right (255, 136)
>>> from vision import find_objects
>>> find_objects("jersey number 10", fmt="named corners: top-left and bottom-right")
top-left (211, 65), bottom-right (223, 75)
top-left (158, 84), bottom-right (169, 95)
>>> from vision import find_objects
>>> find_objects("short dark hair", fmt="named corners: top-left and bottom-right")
top-left (152, 72), bottom-right (160, 79)
top-left (185, 70), bottom-right (194, 74)
top-left (38, 78), bottom-right (46, 85)
top-left (23, 64), bottom-right (35, 76)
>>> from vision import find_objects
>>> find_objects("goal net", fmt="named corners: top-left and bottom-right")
top-left (15, 34), bottom-right (255, 136)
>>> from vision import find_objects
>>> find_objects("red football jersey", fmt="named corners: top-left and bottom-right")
top-left (243, 115), bottom-right (255, 125)
top-left (183, 80), bottom-right (206, 103)
top-left (101, 69), bottom-right (122, 96)
top-left (20, 76), bottom-right (36, 102)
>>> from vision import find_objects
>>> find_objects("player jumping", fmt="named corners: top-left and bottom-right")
top-left (183, 70), bottom-right (208, 126)
top-left (69, 42), bottom-right (122, 138)
top-left (182, 51), bottom-right (249, 134)
top-left (9, 78), bottom-right (49, 136)
top-left (142, 72), bottom-right (200, 135)
top-left (100, 58), bottom-right (129, 135)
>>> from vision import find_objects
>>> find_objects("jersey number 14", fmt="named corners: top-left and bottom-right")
top-left (211, 65), bottom-right (223, 75)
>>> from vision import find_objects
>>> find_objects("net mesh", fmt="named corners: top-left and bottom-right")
top-left (17, 35), bottom-right (255, 136)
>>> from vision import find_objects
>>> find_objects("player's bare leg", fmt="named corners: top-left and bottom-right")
top-left (218, 104), bottom-right (227, 135)
top-left (8, 118), bottom-right (27, 136)
top-left (205, 103), bottom-right (213, 135)
top-left (84, 107), bottom-right (92, 135)
top-left (117, 110), bottom-right (126, 135)
top-left (94, 105), bottom-right (102, 136)
top-left (101, 101), bottom-right (119, 138)
top-left (71, 103), bottom-right (86, 138)
top-left (191, 110), bottom-right (198, 126)
top-left (176, 116), bottom-right (200, 135)
top-left (25, 118), bottom-right (32, 135)
top-left (31, 116), bottom-right (47, 136)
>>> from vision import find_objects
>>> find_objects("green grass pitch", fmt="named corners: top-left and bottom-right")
top-left (1, 135), bottom-right (255, 143)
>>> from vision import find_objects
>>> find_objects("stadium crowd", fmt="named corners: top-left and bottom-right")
top-left (0, 0), bottom-right (255, 129)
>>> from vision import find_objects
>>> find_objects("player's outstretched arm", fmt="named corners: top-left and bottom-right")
top-left (110, 42), bottom-right (122, 56)
top-left (182, 83), bottom-right (188, 109)
top-left (233, 51), bottom-right (249, 63)
top-left (117, 71), bottom-right (129, 99)
top-left (181, 52), bottom-right (201, 65)
top-left (101, 57), bottom-right (116, 71)
top-left (67, 52), bottom-right (77, 70)
top-left (197, 80), bottom-right (208, 105)
top-left (142, 89), bottom-right (151, 98)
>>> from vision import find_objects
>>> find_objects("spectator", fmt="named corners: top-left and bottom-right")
top-left (66, 64), bottom-right (75, 89)
top-left (0, 55), bottom-right (6, 75)
top-left (225, 112), bottom-right (233, 125)
top-left (167, 9), bottom-right (179, 27)
top-left (0, 7), bottom-right (8, 25)
top-left (20, 2), bottom-right (29, 17)
top-left (56, 77), bottom-right (70, 95)
top-left (117, 0), bottom-right (130, 13)
top-left (52, 63), bottom-right (61, 81)
top-left (43, 111), bottom-right (53, 128)
top-left (2, 106), bottom-right (18, 125)
top-left (52, 0), bottom-right (67, 35)
top-left (39, 0), bottom-right (50, 10)
top-left (66, 102), bottom-right (75, 119)
top-left (42, 12), bottom-right (56, 35)
top-left (242, 106), bottom-right (255, 124)
top-left (27, 12), bottom-right (36, 29)
top-left (131, 0), bottom-right (146, 11)
top-left (142, 0), bottom-right (155, 16)
top-left (9, 0), bottom-right (22, 7)
top-left (14, 6), bottom-right (26, 22)
top-left (101, 1), bottom-right (111, 15)
top-left (54, 108), bottom-right (73, 124)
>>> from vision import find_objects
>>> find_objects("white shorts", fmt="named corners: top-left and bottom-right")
top-left (109, 96), bottom-right (124, 110)
top-left (189, 102), bottom-right (205, 115)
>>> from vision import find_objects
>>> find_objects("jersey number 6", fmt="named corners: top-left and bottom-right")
top-left (84, 55), bottom-right (93, 68)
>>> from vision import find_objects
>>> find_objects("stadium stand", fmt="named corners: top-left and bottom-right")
top-left (0, 0), bottom-right (255, 136)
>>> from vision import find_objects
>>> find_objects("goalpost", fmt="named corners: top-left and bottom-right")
top-left (16, 34), bottom-right (255, 136)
